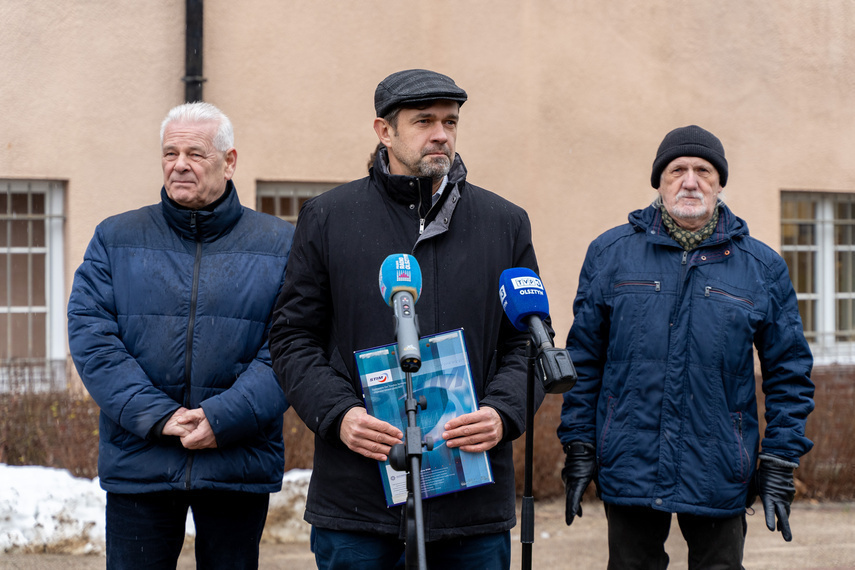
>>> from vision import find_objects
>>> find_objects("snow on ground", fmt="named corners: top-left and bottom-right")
top-left (0, 464), bottom-right (312, 554)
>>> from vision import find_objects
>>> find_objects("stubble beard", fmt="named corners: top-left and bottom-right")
top-left (390, 140), bottom-right (453, 181)
top-left (418, 154), bottom-right (451, 180)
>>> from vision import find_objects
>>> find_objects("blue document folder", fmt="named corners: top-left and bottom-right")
top-left (355, 328), bottom-right (495, 507)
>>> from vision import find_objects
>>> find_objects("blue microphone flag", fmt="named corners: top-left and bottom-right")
top-left (379, 254), bottom-right (423, 306)
top-left (498, 267), bottom-right (549, 331)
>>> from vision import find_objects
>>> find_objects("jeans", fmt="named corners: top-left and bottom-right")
top-left (106, 490), bottom-right (269, 570)
top-left (310, 526), bottom-right (511, 570)
top-left (604, 503), bottom-right (747, 570)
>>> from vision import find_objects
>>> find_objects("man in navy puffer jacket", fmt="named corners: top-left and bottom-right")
top-left (558, 125), bottom-right (814, 569)
top-left (68, 102), bottom-right (294, 569)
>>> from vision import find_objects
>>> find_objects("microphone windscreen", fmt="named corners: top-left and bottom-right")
top-left (379, 254), bottom-right (423, 306)
top-left (499, 267), bottom-right (549, 331)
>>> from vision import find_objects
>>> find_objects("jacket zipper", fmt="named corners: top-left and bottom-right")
top-left (418, 178), bottom-right (442, 235)
top-left (678, 250), bottom-right (689, 288)
top-left (599, 396), bottom-right (616, 463)
top-left (615, 280), bottom-right (660, 291)
top-left (705, 286), bottom-right (754, 306)
top-left (731, 412), bottom-right (749, 482)
top-left (417, 178), bottom-right (426, 234)
top-left (184, 211), bottom-right (202, 490)
top-left (668, 251), bottom-right (690, 327)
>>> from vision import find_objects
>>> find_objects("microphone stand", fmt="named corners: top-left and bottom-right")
top-left (390, 369), bottom-right (430, 570)
top-left (519, 324), bottom-right (577, 570)
top-left (521, 339), bottom-right (536, 570)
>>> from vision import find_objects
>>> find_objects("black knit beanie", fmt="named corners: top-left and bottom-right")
top-left (650, 125), bottom-right (728, 188)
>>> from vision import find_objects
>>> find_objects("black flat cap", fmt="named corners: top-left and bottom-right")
top-left (374, 69), bottom-right (467, 117)
top-left (651, 125), bottom-right (728, 188)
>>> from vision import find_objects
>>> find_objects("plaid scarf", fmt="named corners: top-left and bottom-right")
top-left (660, 203), bottom-right (719, 251)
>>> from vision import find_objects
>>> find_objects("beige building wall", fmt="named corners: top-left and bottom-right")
top-left (2, 1), bottom-right (854, 358)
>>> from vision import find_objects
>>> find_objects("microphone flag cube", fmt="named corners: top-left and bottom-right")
top-left (379, 253), bottom-right (423, 306)
top-left (499, 267), bottom-right (549, 331)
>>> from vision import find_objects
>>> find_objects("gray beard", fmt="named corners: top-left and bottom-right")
top-left (418, 155), bottom-right (451, 180)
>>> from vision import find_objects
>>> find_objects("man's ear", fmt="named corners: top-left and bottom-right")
top-left (373, 118), bottom-right (393, 147)
top-left (224, 148), bottom-right (238, 179)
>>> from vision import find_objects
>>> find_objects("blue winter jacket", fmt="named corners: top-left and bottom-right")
top-left (558, 202), bottom-right (814, 517)
top-left (68, 183), bottom-right (294, 494)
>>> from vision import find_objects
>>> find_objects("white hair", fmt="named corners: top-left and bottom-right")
top-left (160, 102), bottom-right (234, 152)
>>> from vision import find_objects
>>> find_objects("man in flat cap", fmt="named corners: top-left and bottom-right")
top-left (270, 69), bottom-right (544, 568)
top-left (558, 125), bottom-right (815, 567)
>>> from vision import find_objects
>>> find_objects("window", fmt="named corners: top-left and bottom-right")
top-left (781, 191), bottom-right (855, 362)
top-left (256, 181), bottom-right (336, 223)
top-left (0, 180), bottom-right (65, 391)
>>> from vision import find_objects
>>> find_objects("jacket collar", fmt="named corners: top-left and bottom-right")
top-left (160, 180), bottom-right (243, 242)
top-left (629, 200), bottom-right (749, 248)
top-left (370, 147), bottom-right (468, 217)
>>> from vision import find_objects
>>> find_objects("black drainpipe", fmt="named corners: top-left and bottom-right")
top-left (183, 0), bottom-right (205, 102)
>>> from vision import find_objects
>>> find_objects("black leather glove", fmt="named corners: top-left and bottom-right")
top-left (561, 441), bottom-right (596, 526)
top-left (757, 453), bottom-right (798, 542)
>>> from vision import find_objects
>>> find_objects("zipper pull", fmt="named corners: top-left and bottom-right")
top-left (419, 218), bottom-right (425, 234)
top-left (654, 281), bottom-right (661, 292)
top-left (682, 251), bottom-right (688, 265)
top-left (190, 211), bottom-right (197, 233)
top-left (705, 286), bottom-right (711, 297)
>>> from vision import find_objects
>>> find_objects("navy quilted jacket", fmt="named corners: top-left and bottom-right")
top-left (558, 202), bottom-right (814, 517)
top-left (68, 183), bottom-right (294, 493)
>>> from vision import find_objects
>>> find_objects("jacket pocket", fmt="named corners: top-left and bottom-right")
top-left (704, 286), bottom-right (754, 307)
top-left (598, 395), bottom-right (617, 466)
top-left (328, 346), bottom-right (352, 381)
top-left (609, 276), bottom-right (669, 363)
top-left (614, 279), bottom-right (661, 292)
top-left (728, 411), bottom-right (751, 484)
top-left (697, 282), bottom-right (761, 376)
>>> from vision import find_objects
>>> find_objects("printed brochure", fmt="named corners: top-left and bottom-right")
top-left (355, 328), bottom-right (494, 507)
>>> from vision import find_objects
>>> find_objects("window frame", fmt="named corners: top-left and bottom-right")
top-left (256, 180), bottom-right (337, 224)
top-left (781, 190), bottom-right (855, 364)
top-left (0, 179), bottom-right (66, 390)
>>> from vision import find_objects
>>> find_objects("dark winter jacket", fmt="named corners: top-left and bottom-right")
top-left (558, 202), bottom-right (814, 518)
top-left (269, 150), bottom-right (544, 540)
top-left (68, 183), bottom-right (294, 494)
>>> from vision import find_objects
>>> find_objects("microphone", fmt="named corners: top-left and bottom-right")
top-left (379, 254), bottom-right (423, 373)
top-left (499, 268), bottom-right (577, 394)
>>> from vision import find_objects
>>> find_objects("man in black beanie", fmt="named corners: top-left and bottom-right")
top-left (270, 69), bottom-right (545, 569)
top-left (558, 125), bottom-right (815, 567)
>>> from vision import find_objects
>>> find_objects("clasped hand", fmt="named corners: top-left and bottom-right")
top-left (162, 407), bottom-right (218, 450)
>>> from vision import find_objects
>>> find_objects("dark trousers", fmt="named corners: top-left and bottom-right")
top-left (310, 526), bottom-right (511, 570)
top-left (604, 504), bottom-right (746, 570)
top-left (106, 490), bottom-right (270, 570)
